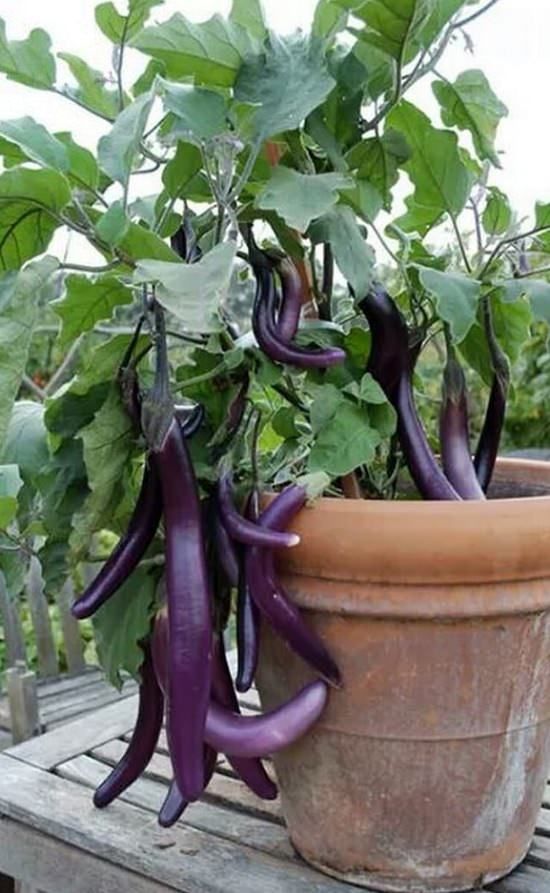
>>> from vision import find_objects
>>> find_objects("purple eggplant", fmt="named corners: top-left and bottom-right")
top-left (155, 418), bottom-right (213, 802)
top-left (474, 375), bottom-right (508, 493)
top-left (72, 460), bottom-right (162, 620)
top-left (360, 287), bottom-right (460, 501)
top-left (176, 403), bottom-right (205, 438)
top-left (218, 467), bottom-right (300, 550)
top-left (213, 510), bottom-right (240, 589)
top-left (93, 646), bottom-right (164, 808)
top-left (440, 356), bottom-right (485, 500)
top-left (276, 258), bottom-right (303, 342)
top-left (235, 560), bottom-right (260, 694)
top-left (159, 747), bottom-right (218, 828)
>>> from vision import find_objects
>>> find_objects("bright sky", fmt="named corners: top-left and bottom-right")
top-left (0, 0), bottom-right (547, 227)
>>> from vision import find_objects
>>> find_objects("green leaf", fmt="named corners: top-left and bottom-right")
top-left (119, 222), bottom-right (180, 261)
top-left (257, 168), bottom-right (350, 232)
top-left (95, 0), bottom-right (164, 43)
top-left (98, 91), bottom-right (154, 185)
top-left (234, 33), bottom-right (335, 139)
top-left (162, 142), bottom-right (203, 199)
top-left (458, 322), bottom-right (492, 385)
top-left (0, 464), bottom-right (23, 528)
top-left (53, 275), bottom-right (134, 347)
top-left (309, 401), bottom-right (381, 476)
top-left (134, 242), bottom-right (237, 333)
top-left (160, 81), bottom-right (228, 142)
top-left (95, 200), bottom-right (130, 246)
top-left (94, 564), bottom-right (157, 689)
top-left (0, 167), bottom-right (71, 271)
top-left (230, 0), bottom-right (267, 41)
top-left (388, 100), bottom-right (472, 234)
top-left (415, 266), bottom-right (481, 341)
top-left (0, 118), bottom-right (69, 171)
top-left (313, 0), bottom-right (348, 39)
top-left (71, 386), bottom-right (135, 557)
top-left (344, 372), bottom-right (388, 403)
top-left (492, 293), bottom-right (532, 364)
top-left (70, 334), bottom-right (149, 396)
top-left (0, 257), bottom-right (59, 453)
top-left (535, 202), bottom-right (550, 230)
top-left (2, 402), bottom-right (49, 480)
top-left (482, 186), bottom-right (511, 235)
top-left (346, 129), bottom-right (410, 210)
top-left (132, 59), bottom-right (165, 96)
top-left (341, 179), bottom-right (384, 223)
top-left (310, 384), bottom-right (344, 434)
top-left (56, 132), bottom-right (100, 191)
top-left (349, 0), bottom-right (436, 60)
top-left (309, 205), bottom-right (375, 298)
top-left (418, 0), bottom-right (464, 47)
top-left (498, 278), bottom-right (550, 325)
top-left (58, 53), bottom-right (119, 121)
top-left (131, 13), bottom-right (258, 87)
top-left (0, 19), bottom-right (56, 89)
top-left (432, 69), bottom-right (508, 167)
top-left (352, 40), bottom-right (394, 101)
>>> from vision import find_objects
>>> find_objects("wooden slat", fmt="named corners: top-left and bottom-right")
top-left (57, 754), bottom-right (293, 861)
top-left (41, 680), bottom-right (138, 727)
top-left (55, 580), bottom-right (86, 675)
top-left (0, 573), bottom-right (26, 668)
top-left (92, 739), bottom-right (282, 824)
top-left (25, 558), bottom-right (58, 679)
top-left (0, 755), bottom-right (362, 893)
top-left (0, 815), bottom-right (168, 893)
top-left (6, 667), bottom-right (40, 744)
top-left (36, 668), bottom-right (101, 699)
top-left (6, 697), bottom-right (138, 769)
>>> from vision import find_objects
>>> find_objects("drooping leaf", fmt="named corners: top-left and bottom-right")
top-left (160, 81), bottom-right (228, 142)
top-left (98, 91), bottom-right (154, 185)
top-left (257, 168), bottom-right (351, 232)
top-left (388, 100), bottom-right (472, 234)
top-left (535, 202), bottom-right (550, 230)
top-left (415, 266), bottom-right (481, 341)
top-left (234, 33), bottom-right (335, 140)
top-left (347, 0), bottom-right (436, 61)
top-left (313, 0), bottom-right (349, 39)
top-left (341, 178), bottom-right (384, 223)
top-left (119, 222), bottom-right (180, 261)
top-left (95, 0), bottom-right (164, 43)
top-left (418, 0), bottom-right (465, 47)
top-left (58, 53), bottom-right (119, 121)
top-left (95, 200), bottom-right (130, 246)
top-left (93, 564), bottom-right (157, 689)
top-left (492, 293), bottom-right (532, 364)
top-left (161, 142), bottom-right (203, 199)
top-left (56, 132), bottom-right (100, 191)
top-left (2, 402), bottom-right (49, 481)
top-left (0, 19), bottom-right (56, 89)
top-left (0, 256), bottom-right (59, 453)
top-left (53, 275), bottom-right (134, 346)
top-left (0, 167), bottom-right (71, 271)
top-left (230, 0), bottom-right (267, 41)
top-left (352, 40), bottom-right (394, 101)
top-left (131, 12), bottom-right (259, 87)
top-left (346, 129), bottom-right (410, 210)
top-left (132, 59), bottom-right (165, 96)
top-left (458, 322), bottom-right (492, 385)
top-left (432, 70), bottom-right (508, 167)
top-left (482, 186), bottom-right (511, 235)
top-left (309, 400), bottom-right (382, 476)
top-left (498, 278), bottom-right (550, 325)
top-left (309, 205), bottom-right (375, 298)
top-left (0, 464), bottom-right (23, 528)
top-left (0, 118), bottom-right (69, 171)
top-left (134, 242), bottom-right (237, 332)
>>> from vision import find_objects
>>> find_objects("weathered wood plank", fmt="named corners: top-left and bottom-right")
top-left (0, 815), bottom-right (168, 893)
top-left (6, 697), bottom-right (138, 769)
top-left (0, 755), bottom-right (362, 893)
top-left (35, 668), bottom-right (101, 700)
top-left (0, 574), bottom-right (26, 668)
top-left (41, 680), bottom-right (138, 727)
top-left (58, 754), bottom-right (293, 861)
top-left (6, 667), bottom-right (40, 744)
top-left (55, 580), bottom-right (86, 675)
top-left (92, 739), bottom-right (282, 824)
top-left (25, 558), bottom-right (58, 679)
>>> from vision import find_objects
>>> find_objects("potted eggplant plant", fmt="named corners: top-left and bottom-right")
top-left (1, 0), bottom-right (550, 890)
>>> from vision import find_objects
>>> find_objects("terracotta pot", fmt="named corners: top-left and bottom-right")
top-left (256, 459), bottom-right (550, 893)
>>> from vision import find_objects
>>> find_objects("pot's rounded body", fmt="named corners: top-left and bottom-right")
top-left (256, 460), bottom-right (550, 893)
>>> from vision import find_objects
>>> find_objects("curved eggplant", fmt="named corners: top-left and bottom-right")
top-left (214, 511), bottom-right (240, 589)
top-left (276, 258), bottom-right (303, 342)
top-left (474, 375), bottom-right (508, 493)
top-left (218, 468), bottom-right (299, 550)
top-left (440, 356), bottom-right (485, 500)
top-left (159, 746), bottom-right (218, 828)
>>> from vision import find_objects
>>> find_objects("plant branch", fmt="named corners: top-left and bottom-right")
top-left (51, 87), bottom-right (114, 123)
top-left (450, 213), bottom-right (472, 272)
top-left (454, 0), bottom-right (502, 29)
top-left (22, 374), bottom-right (46, 401)
top-left (115, 18), bottom-right (130, 112)
top-left (514, 265), bottom-right (550, 279)
top-left (44, 336), bottom-right (83, 396)
top-left (60, 261), bottom-right (119, 274)
top-left (479, 224), bottom-right (550, 278)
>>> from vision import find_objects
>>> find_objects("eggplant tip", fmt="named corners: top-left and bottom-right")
top-left (288, 534), bottom-right (301, 547)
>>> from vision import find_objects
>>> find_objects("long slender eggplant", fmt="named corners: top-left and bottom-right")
top-left (276, 258), bottom-right (303, 342)
top-left (94, 647), bottom-right (164, 808)
top-left (156, 418), bottom-right (213, 802)
top-left (360, 287), bottom-right (460, 501)
top-left (214, 510), bottom-right (240, 589)
top-left (474, 374), bottom-right (508, 493)
top-left (440, 355), bottom-right (485, 500)
top-left (245, 487), bottom-right (342, 688)
top-left (236, 493), bottom-right (260, 694)
top-left (218, 467), bottom-right (300, 550)
top-left (159, 747), bottom-right (218, 828)
top-left (72, 460), bottom-right (162, 620)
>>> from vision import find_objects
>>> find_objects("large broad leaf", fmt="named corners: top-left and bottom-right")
top-left (0, 256), bottom-right (59, 453)
top-left (95, 200), bottom-right (130, 247)
top-left (0, 19), bottom-right (56, 89)
top-left (58, 53), bottom-right (119, 121)
top-left (162, 142), bottom-right (203, 199)
top-left (492, 294), bottom-right (532, 364)
top-left (0, 167), bottom-right (71, 272)
top-left (56, 132), bottom-right (100, 191)
top-left (0, 118), bottom-right (69, 171)
top-left (2, 401), bottom-right (49, 481)
top-left (313, 0), bottom-right (349, 40)
top-left (352, 41), bottom-right (394, 101)
top-left (0, 464), bottom-right (23, 528)
top-left (346, 129), bottom-right (410, 210)
top-left (388, 100), bottom-right (472, 234)
top-left (131, 13), bottom-right (258, 87)
top-left (71, 386), bottom-right (135, 557)
top-left (119, 222), bottom-right (180, 261)
top-left (482, 187), bottom-right (511, 235)
top-left (230, 0), bottom-right (267, 41)
top-left (309, 205), bottom-right (375, 298)
top-left (95, 0), bottom-right (164, 44)
top-left (415, 266), bottom-right (481, 342)
top-left (160, 81), bottom-right (228, 143)
top-left (498, 278), bottom-right (550, 325)
top-left (348, 0), bottom-right (436, 61)
top-left (93, 564), bottom-right (157, 689)
top-left (70, 333), bottom-right (149, 396)
top-left (432, 70), bottom-right (508, 167)
top-left (53, 275), bottom-right (134, 346)
top-left (98, 92), bottom-right (154, 185)
top-left (134, 242), bottom-right (237, 332)
top-left (234, 33), bottom-right (335, 140)
top-left (309, 399), bottom-right (382, 477)
top-left (257, 168), bottom-right (351, 232)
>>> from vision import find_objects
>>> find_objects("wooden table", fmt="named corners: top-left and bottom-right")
top-left (0, 691), bottom-right (549, 893)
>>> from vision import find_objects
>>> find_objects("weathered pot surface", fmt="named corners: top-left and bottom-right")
top-left (256, 459), bottom-right (550, 892)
